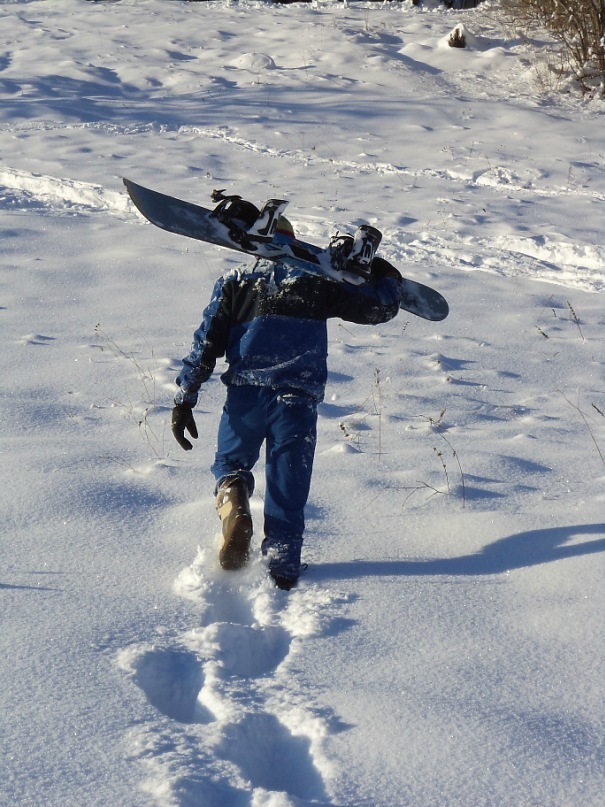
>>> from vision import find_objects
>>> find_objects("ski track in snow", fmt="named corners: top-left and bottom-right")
top-left (4, 120), bottom-right (605, 204)
top-left (117, 548), bottom-right (349, 806)
top-left (2, 135), bottom-right (604, 294)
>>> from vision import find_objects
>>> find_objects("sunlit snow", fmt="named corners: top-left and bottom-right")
top-left (2, 2), bottom-right (604, 805)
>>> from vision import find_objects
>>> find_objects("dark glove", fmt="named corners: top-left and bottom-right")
top-left (371, 257), bottom-right (402, 282)
top-left (171, 403), bottom-right (198, 451)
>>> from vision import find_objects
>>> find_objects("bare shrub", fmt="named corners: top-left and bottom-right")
top-left (502, 0), bottom-right (605, 95)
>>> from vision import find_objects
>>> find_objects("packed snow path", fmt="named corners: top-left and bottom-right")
top-left (118, 552), bottom-right (345, 804)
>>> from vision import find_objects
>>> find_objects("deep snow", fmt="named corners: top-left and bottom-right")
top-left (1, 1), bottom-right (604, 805)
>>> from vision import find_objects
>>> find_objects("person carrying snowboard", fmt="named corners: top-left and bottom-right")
top-left (171, 214), bottom-right (402, 590)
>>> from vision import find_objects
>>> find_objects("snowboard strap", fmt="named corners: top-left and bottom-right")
top-left (210, 190), bottom-right (288, 247)
top-left (329, 225), bottom-right (382, 280)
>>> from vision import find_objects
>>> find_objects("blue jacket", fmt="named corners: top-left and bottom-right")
top-left (175, 259), bottom-right (401, 405)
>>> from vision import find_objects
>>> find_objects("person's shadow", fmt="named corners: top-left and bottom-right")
top-left (314, 524), bottom-right (605, 580)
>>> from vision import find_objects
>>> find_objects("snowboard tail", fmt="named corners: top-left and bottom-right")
top-left (123, 178), bottom-right (449, 322)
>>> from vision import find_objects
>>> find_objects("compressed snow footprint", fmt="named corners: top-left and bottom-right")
top-left (215, 713), bottom-right (327, 801)
top-left (201, 622), bottom-right (291, 679)
top-left (122, 646), bottom-right (210, 724)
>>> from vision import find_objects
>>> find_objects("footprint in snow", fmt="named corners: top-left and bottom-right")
top-left (119, 645), bottom-right (212, 725)
top-left (199, 620), bottom-right (291, 679)
top-left (18, 333), bottom-right (56, 346)
top-left (119, 550), bottom-right (343, 804)
top-left (215, 712), bottom-right (327, 800)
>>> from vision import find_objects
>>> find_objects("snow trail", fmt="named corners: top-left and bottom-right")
top-left (3, 157), bottom-right (602, 294)
top-left (118, 549), bottom-right (354, 804)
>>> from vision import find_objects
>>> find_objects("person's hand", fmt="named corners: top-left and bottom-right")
top-left (371, 257), bottom-right (402, 282)
top-left (171, 403), bottom-right (198, 451)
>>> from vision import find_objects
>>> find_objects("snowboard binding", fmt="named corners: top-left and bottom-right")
top-left (211, 189), bottom-right (289, 249)
top-left (329, 224), bottom-right (383, 280)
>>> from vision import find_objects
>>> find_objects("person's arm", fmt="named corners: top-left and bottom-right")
top-left (174, 276), bottom-right (232, 407)
top-left (327, 258), bottom-right (402, 325)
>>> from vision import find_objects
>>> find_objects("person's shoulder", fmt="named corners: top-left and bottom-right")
top-left (220, 260), bottom-right (268, 284)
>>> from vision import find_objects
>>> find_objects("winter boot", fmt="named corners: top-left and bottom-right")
top-left (216, 476), bottom-right (253, 570)
top-left (270, 572), bottom-right (298, 591)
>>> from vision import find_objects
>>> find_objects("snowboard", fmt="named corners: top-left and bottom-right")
top-left (123, 179), bottom-right (449, 322)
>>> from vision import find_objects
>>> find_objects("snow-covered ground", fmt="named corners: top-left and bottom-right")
top-left (1, 1), bottom-right (604, 805)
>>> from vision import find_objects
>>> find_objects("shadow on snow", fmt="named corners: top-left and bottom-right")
top-left (314, 523), bottom-right (605, 580)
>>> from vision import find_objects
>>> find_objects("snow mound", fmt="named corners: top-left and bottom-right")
top-left (231, 52), bottom-right (277, 71)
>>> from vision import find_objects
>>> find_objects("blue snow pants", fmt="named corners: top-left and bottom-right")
top-left (211, 385), bottom-right (318, 580)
